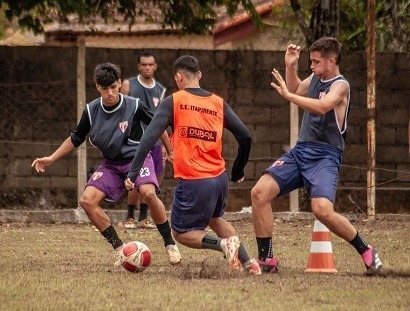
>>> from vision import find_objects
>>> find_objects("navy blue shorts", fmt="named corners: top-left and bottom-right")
top-left (171, 171), bottom-right (228, 233)
top-left (264, 142), bottom-right (342, 203)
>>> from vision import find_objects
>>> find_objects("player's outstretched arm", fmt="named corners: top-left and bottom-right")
top-left (285, 44), bottom-right (301, 94)
top-left (272, 69), bottom-right (348, 115)
top-left (31, 137), bottom-right (75, 173)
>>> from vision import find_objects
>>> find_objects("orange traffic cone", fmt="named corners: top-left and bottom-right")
top-left (305, 219), bottom-right (337, 273)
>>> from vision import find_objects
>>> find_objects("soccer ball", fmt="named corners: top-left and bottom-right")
top-left (120, 241), bottom-right (151, 273)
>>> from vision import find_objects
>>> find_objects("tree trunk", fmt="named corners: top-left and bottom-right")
top-left (290, 0), bottom-right (340, 46)
top-left (311, 0), bottom-right (339, 40)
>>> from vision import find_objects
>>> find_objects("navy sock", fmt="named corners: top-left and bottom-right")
top-left (101, 225), bottom-right (123, 249)
top-left (138, 203), bottom-right (148, 221)
top-left (256, 237), bottom-right (273, 260)
top-left (349, 231), bottom-right (370, 255)
top-left (201, 234), bottom-right (222, 251)
top-left (126, 204), bottom-right (136, 220)
top-left (238, 243), bottom-right (251, 264)
top-left (156, 220), bottom-right (174, 247)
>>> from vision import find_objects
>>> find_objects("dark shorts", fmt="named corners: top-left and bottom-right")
top-left (86, 154), bottom-right (159, 203)
top-left (264, 142), bottom-right (342, 203)
top-left (171, 171), bottom-right (228, 233)
top-left (151, 144), bottom-right (164, 176)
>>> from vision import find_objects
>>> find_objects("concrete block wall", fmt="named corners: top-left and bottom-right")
top-left (0, 47), bottom-right (408, 213)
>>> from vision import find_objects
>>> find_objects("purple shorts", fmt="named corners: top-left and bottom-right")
top-left (151, 144), bottom-right (164, 176)
top-left (87, 154), bottom-right (159, 203)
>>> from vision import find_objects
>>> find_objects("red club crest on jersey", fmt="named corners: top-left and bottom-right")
top-left (319, 91), bottom-right (327, 99)
top-left (153, 97), bottom-right (160, 107)
top-left (119, 121), bottom-right (128, 133)
top-left (92, 172), bottom-right (103, 180)
top-left (271, 160), bottom-right (284, 167)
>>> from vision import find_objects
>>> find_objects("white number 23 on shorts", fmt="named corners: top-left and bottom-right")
top-left (139, 167), bottom-right (151, 178)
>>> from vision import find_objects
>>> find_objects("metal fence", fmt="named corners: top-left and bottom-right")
top-left (0, 24), bottom-right (409, 217)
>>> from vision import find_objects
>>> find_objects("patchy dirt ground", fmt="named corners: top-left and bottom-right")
top-left (0, 217), bottom-right (409, 310)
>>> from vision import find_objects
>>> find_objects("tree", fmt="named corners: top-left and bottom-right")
top-left (289, 0), bottom-right (339, 46)
top-left (0, 0), bottom-right (262, 35)
top-left (339, 0), bottom-right (409, 52)
top-left (285, 0), bottom-right (408, 52)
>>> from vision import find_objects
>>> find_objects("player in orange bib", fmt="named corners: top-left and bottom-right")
top-left (125, 55), bottom-right (261, 274)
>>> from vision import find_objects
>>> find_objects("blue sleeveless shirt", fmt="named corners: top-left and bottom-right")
top-left (128, 76), bottom-right (166, 146)
top-left (298, 75), bottom-right (350, 150)
top-left (86, 94), bottom-right (141, 161)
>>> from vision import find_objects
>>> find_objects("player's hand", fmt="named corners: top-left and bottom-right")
top-left (166, 151), bottom-right (174, 164)
top-left (285, 44), bottom-right (300, 68)
top-left (161, 145), bottom-right (167, 163)
top-left (124, 178), bottom-right (135, 191)
top-left (31, 156), bottom-right (54, 173)
top-left (271, 69), bottom-right (291, 100)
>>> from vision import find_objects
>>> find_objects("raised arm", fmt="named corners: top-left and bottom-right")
top-left (272, 69), bottom-right (349, 115)
top-left (285, 44), bottom-right (310, 97)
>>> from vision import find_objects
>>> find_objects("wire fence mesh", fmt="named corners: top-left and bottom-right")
top-left (0, 18), bottom-right (409, 215)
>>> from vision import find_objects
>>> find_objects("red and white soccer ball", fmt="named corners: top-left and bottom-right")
top-left (120, 241), bottom-right (151, 273)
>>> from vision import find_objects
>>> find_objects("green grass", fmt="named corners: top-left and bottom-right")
top-left (0, 218), bottom-right (409, 311)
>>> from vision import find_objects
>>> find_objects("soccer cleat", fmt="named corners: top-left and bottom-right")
top-left (137, 219), bottom-right (156, 230)
top-left (166, 244), bottom-right (182, 265)
top-left (223, 236), bottom-right (241, 271)
top-left (113, 244), bottom-right (125, 267)
top-left (123, 218), bottom-right (137, 229)
top-left (257, 257), bottom-right (279, 273)
top-left (362, 246), bottom-right (383, 274)
top-left (242, 259), bottom-right (262, 275)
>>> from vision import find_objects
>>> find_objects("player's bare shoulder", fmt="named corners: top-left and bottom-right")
top-left (121, 79), bottom-right (130, 96)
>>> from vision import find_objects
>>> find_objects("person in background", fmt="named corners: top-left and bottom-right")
top-left (125, 55), bottom-right (261, 275)
top-left (251, 37), bottom-right (382, 274)
top-left (121, 51), bottom-right (168, 230)
top-left (32, 62), bottom-right (181, 266)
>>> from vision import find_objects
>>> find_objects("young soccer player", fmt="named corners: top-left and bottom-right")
top-left (252, 37), bottom-right (382, 274)
top-left (32, 63), bottom-right (181, 266)
top-left (121, 51), bottom-right (168, 230)
top-left (125, 55), bottom-right (261, 274)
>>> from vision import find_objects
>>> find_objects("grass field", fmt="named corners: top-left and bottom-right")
top-left (0, 217), bottom-right (409, 311)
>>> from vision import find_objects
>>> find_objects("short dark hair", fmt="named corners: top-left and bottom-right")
top-left (138, 50), bottom-right (156, 63)
top-left (309, 37), bottom-right (342, 65)
top-left (94, 63), bottom-right (121, 87)
top-left (172, 55), bottom-right (200, 76)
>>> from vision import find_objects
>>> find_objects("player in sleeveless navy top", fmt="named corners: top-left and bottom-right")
top-left (121, 51), bottom-right (168, 230)
top-left (31, 63), bottom-right (181, 266)
top-left (252, 37), bottom-right (382, 274)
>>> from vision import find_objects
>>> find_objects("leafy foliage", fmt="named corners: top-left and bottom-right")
top-left (339, 0), bottom-right (409, 52)
top-left (0, 0), bottom-right (261, 35)
top-left (280, 0), bottom-right (408, 51)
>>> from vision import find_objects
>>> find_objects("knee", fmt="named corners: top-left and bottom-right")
top-left (251, 185), bottom-right (266, 206)
top-left (141, 190), bottom-right (157, 205)
top-left (311, 203), bottom-right (333, 222)
top-left (79, 195), bottom-right (92, 211)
